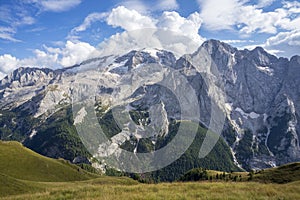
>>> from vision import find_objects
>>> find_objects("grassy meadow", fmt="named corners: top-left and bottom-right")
top-left (1, 177), bottom-right (300, 200)
top-left (1, 141), bottom-right (300, 200)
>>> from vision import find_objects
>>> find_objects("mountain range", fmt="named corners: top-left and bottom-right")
top-left (0, 39), bottom-right (299, 179)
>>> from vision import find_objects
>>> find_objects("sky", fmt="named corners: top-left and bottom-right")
top-left (0, 0), bottom-right (300, 78)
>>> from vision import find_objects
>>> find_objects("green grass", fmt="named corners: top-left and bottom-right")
top-left (181, 162), bottom-right (300, 183)
top-left (0, 174), bottom-right (44, 197)
top-left (0, 141), bottom-right (98, 182)
top-left (1, 141), bottom-right (300, 199)
top-left (253, 162), bottom-right (300, 183)
top-left (1, 179), bottom-right (300, 200)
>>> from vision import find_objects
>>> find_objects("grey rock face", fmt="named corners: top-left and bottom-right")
top-left (189, 40), bottom-right (299, 169)
top-left (0, 42), bottom-right (299, 170)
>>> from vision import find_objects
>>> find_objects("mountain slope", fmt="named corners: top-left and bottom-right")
top-left (0, 141), bottom-right (98, 182)
top-left (0, 174), bottom-right (44, 197)
top-left (253, 162), bottom-right (300, 183)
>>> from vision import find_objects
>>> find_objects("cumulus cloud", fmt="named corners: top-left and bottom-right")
top-left (0, 40), bottom-right (100, 79)
top-left (60, 41), bottom-right (98, 66)
top-left (107, 6), bottom-right (156, 31)
top-left (157, 11), bottom-right (203, 43)
top-left (198, 0), bottom-right (282, 34)
top-left (98, 29), bottom-right (201, 58)
top-left (0, 54), bottom-right (19, 76)
top-left (264, 30), bottom-right (300, 57)
top-left (32, 41), bottom-right (99, 67)
top-left (198, 0), bottom-right (300, 35)
top-left (99, 7), bottom-right (204, 57)
top-left (197, 0), bottom-right (300, 57)
top-left (198, 0), bottom-right (241, 30)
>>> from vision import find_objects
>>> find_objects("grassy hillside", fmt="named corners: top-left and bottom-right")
top-left (179, 162), bottom-right (300, 184)
top-left (1, 141), bottom-right (300, 199)
top-left (0, 141), bottom-right (98, 182)
top-left (0, 174), bottom-right (46, 197)
top-left (253, 162), bottom-right (300, 183)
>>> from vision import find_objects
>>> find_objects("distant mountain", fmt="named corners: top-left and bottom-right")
top-left (0, 40), bottom-right (299, 178)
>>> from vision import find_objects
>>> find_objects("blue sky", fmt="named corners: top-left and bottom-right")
top-left (0, 0), bottom-right (300, 78)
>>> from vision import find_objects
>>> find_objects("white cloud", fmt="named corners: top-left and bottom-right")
top-left (157, 11), bottom-right (203, 43)
top-left (0, 3), bottom-right (36, 42)
top-left (0, 27), bottom-right (20, 42)
top-left (0, 40), bottom-right (100, 79)
top-left (60, 41), bottom-right (98, 66)
top-left (157, 0), bottom-right (179, 10)
top-left (119, 0), bottom-right (148, 14)
top-left (118, 0), bottom-right (179, 13)
top-left (264, 30), bottom-right (300, 57)
top-left (98, 28), bottom-right (201, 58)
top-left (256, 0), bottom-right (276, 8)
top-left (198, 0), bottom-right (242, 30)
top-left (30, 41), bottom-right (99, 67)
top-left (222, 39), bottom-right (254, 44)
top-left (107, 6), bottom-right (156, 31)
top-left (0, 0), bottom-right (82, 42)
top-left (99, 7), bottom-right (204, 57)
top-left (37, 0), bottom-right (82, 12)
top-left (105, 6), bottom-right (203, 43)
top-left (237, 6), bottom-right (282, 35)
top-left (0, 54), bottom-right (19, 76)
top-left (198, 0), bottom-right (300, 35)
top-left (69, 12), bottom-right (108, 40)
top-left (283, 1), bottom-right (300, 10)
top-left (71, 13), bottom-right (108, 33)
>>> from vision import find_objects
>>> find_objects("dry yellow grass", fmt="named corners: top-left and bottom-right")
top-left (2, 178), bottom-right (300, 200)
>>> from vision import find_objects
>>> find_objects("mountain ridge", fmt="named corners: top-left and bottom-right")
top-left (0, 39), bottom-right (299, 175)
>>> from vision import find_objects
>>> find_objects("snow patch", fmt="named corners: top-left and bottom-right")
top-left (142, 48), bottom-right (159, 59)
top-left (249, 112), bottom-right (260, 119)
top-left (268, 160), bottom-right (277, 167)
top-left (257, 66), bottom-right (274, 76)
top-left (235, 107), bottom-right (260, 119)
top-left (225, 103), bottom-right (233, 112)
top-left (263, 113), bottom-right (268, 123)
top-left (287, 97), bottom-right (296, 114)
top-left (29, 129), bottom-right (37, 139)
top-left (265, 126), bottom-right (274, 156)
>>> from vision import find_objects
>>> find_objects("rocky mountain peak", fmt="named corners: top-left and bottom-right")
top-left (199, 39), bottom-right (237, 55)
top-left (0, 67), bottom-right (55, 90)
